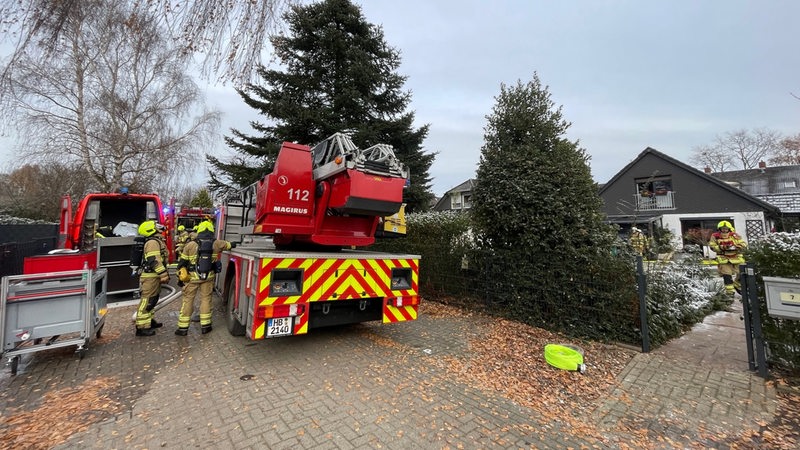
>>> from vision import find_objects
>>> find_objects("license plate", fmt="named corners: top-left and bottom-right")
top-left (267, 317), bottom-right (293, 337)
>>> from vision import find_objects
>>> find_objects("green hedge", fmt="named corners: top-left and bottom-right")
top-left (745, 232), bottom-right (800, 374)
top-left (371, 212), bottom-right (640, 344)
top-left (372, 212), bottom-right (731, 349)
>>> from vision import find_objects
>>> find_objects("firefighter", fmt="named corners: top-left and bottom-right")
top-left (135, 220), bottom-right (170, 336)
top-left (708, 220), bottom-right (747, 295)
top-left (175, 225), bottom-right (189, 255)
top-left (174, 220), bottom-right (231, 335)
top-left (629, 227), bottom-right (648, 256)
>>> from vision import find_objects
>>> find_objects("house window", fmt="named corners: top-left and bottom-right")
top-left (782, 180), bottom-right (797, 189)
top-left (636, 176), bottom-right (673, 197)
top-left (450, 192), bottom-right (462, 209)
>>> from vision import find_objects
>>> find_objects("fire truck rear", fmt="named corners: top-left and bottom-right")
top-left (24, 189), bottom-right (167, 296)
top-left (216, 133), bottom-right (420, 339)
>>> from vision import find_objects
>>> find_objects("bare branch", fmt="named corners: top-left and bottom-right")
top-left (2, 2), bottom-right (219, 192)
top-left (690, 128), bottom-right (783, 172)
top-left (1, 0), bottom-right (296, 87)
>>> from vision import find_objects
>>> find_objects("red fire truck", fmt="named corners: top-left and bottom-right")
top-left (23, 189), bottom-right (168, 296)
top-left (216, 133), bottom-right (420, 339)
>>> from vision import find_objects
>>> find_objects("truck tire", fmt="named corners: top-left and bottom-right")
top-left (225, 285), bottom-right (245, 336)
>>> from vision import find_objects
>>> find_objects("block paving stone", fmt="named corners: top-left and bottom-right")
top-left (0, 291), bottom-right (781, 449)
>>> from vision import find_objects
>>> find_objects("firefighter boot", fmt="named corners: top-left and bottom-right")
top-left (201, 325), bottom-right (213, 334)
top-left (136, 327), bottom-right (156, 337)
top-left (722, 275), bottom-right (735, 296)
top-left (150, 319), bottom-right (163, 328)
top-left (174, 328), bottom-right (188, 336)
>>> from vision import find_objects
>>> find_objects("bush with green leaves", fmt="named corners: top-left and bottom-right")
top-left (746, 232), bottom-right (800, 373)
top-left (464, 73), bottom-right (641, 343)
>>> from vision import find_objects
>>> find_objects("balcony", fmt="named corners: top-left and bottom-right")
top-left (635, 191), bottom-right (675, 211)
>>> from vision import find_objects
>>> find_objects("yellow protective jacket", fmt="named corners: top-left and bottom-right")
top-left (140, 236), bottom-right (168, 279)
top-left (175, 230), bottom-right (190, 254)
top-left (177, 233), bottom-right (232, 282)
top-left (629, 232), bottom-right (648, 255)
top-left (709, 231), bottom-right (746, 264)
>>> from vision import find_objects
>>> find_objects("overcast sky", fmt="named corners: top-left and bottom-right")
top-left (3, 1), bottom-right (799, 198)
top-left (207, 0), bottom-right (800, 197)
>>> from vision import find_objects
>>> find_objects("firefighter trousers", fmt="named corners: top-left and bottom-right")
top-left (717, 262), bottom-right (741, 294)
top-left (177, 280), bottom-right (214, 329)
top-left (136, 277), bottom-right (161, 329)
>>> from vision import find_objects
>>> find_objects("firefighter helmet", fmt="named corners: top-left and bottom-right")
top-left (717, 220), bottom-right (733, 231)
top-left (138, 220), bottom-right (164, 237)
top-left (197, 220), bottom-right (214, 233)
top-left (178, 225), bottom-right (185, 232)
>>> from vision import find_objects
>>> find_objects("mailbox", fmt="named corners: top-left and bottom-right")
top-left (762, 276), bottom-right (800, 321)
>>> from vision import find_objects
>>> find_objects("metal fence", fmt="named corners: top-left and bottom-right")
top-left (740, 264), bottom-right (800, 378)
top-left (0, 224), bottom-right (59, 278)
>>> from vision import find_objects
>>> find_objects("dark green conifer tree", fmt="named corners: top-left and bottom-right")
top-left (208, 0), bottom-right (435, 212)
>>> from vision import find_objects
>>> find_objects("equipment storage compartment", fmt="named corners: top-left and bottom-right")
top-left (1, 269), bottom-right (108, 375)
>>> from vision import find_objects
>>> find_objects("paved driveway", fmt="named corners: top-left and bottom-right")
top-left (2, 293), bottom-right (582, 449)
top-left (0, 293), bottom-right (783, 449)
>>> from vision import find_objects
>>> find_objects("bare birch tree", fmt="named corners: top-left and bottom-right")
top-left (0, 1), bottom-right (219, 192)
top-left (690, 143), bottom-right (735, 173)
top-left (0, 0), bottom-right (294, 86)
top-left (690, 128), bottom-right (782, 172)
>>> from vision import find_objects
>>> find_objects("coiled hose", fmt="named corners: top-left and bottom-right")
top-left (544, 344), bottom-right (586, 373)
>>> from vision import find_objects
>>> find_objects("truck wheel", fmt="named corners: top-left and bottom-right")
top-left (226, 286), bottom-right (245, 336)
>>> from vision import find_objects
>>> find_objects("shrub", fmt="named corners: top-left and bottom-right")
top-left (644, 255), bottom-right (729, 347)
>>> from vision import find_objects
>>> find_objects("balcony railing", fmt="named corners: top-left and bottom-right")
top-left (635, 191), bottom-right (675, 211)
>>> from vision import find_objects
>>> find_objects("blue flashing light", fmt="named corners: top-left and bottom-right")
top-left (119, 187), bottom-right (129, 194)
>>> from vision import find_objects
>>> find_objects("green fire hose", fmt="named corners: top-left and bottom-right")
top-left (544, 344), bottom-right (586, 373)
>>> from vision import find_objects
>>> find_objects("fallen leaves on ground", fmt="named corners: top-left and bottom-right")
top-left (0, 377), bottom-right (123, 449)
top-left (421, 299), bottom-right (641, 446)
top-left (418, 299), bottom-right (800, 448)
top-left (727, 378), bottom-right (800, 449)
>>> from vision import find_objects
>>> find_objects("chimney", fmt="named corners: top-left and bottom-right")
top-left (758, 160), bottom-right (767, 169)
top-left (704, 166), bottom-right (711, 174)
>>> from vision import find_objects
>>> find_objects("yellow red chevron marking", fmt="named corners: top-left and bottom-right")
top-left (384, 304), bottom-right (418, 323)
top-left (250, 255), bottom-right (419, 339)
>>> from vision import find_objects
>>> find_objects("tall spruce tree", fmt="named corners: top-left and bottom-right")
top-left (208, 0), bottom-right (435, 212)
top-left (471, 73), bottom-right (617, 318)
